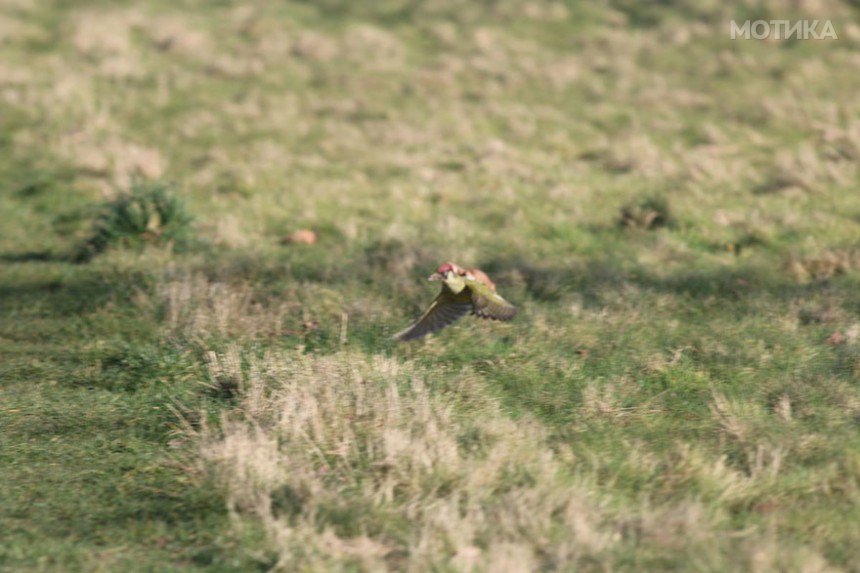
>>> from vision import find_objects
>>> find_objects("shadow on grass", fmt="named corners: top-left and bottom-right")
top-left (0, 250), bottom-right (68, 263)
top-left (0, 270), bottom-right (150, 318)
top-left (481, 252), bottom-right (820, 308)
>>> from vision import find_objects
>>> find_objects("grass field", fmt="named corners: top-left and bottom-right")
top-left (2, 0), bottom-right (860, 571)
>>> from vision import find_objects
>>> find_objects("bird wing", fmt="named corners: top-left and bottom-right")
top-left (466, 278), bottom-right (518, 321)
top-left (393, 289), bottom-right (473, 342)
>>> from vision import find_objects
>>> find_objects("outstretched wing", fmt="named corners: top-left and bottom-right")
top-left (466, 278), bottom-right (518, 321)
top-left (393, 290), bottom-right (473, 342)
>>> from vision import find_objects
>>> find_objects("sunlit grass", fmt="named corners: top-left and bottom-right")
top-left (2, 0), bottom-right (859, 571)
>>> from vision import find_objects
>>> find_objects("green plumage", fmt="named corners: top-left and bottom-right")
top-left (394, 270), bottom-right (517, 342)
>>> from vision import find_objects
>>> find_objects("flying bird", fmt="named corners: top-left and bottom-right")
top-left (394, 262), bottom-right (517, 342)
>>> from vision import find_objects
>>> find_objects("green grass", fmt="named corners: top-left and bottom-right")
top-left (71, 180), bottom-right (193, 263)
top-left (0, 264), bottom-right (270, 571)
top-left (2, 0), bottom-right (860, 570)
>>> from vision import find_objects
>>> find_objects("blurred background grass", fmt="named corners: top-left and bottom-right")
top-left (1, 0), bottom-right (860, 571)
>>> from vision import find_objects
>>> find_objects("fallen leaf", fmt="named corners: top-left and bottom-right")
top-left (753, 499), bottom-right (779, 514)
top-left (282, 229), bottom-right (317, 245)
top-left (826, 331), bottom-right (846, 346)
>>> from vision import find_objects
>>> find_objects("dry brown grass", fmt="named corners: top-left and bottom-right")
top-left (200, 349), bottom-right (618, 571)
top-left (157, 273), bottom-right (298, 342)
top-left (786, 249), bottom-right (860, 283)
top-left (193, 343), bottom-right (845, 572)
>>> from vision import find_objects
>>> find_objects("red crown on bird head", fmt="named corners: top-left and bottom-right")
top-left (437, 262), bottom-right (463, 275)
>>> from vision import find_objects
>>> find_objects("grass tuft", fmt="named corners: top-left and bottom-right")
top-left (73, 180), bottom-right (193, 263)
top-left (202, 350), bottom-right (616, 571)
top-left (618, 195), bottom-right (672, 230)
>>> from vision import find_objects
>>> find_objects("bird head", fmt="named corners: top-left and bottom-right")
top-left (428, 262), bottom-right (462, 281)
top-left (429, 262), bottom-right (467, 294)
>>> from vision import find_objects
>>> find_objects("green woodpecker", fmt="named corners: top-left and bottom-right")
top-left (394, 262), bottom-right (517, 342)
